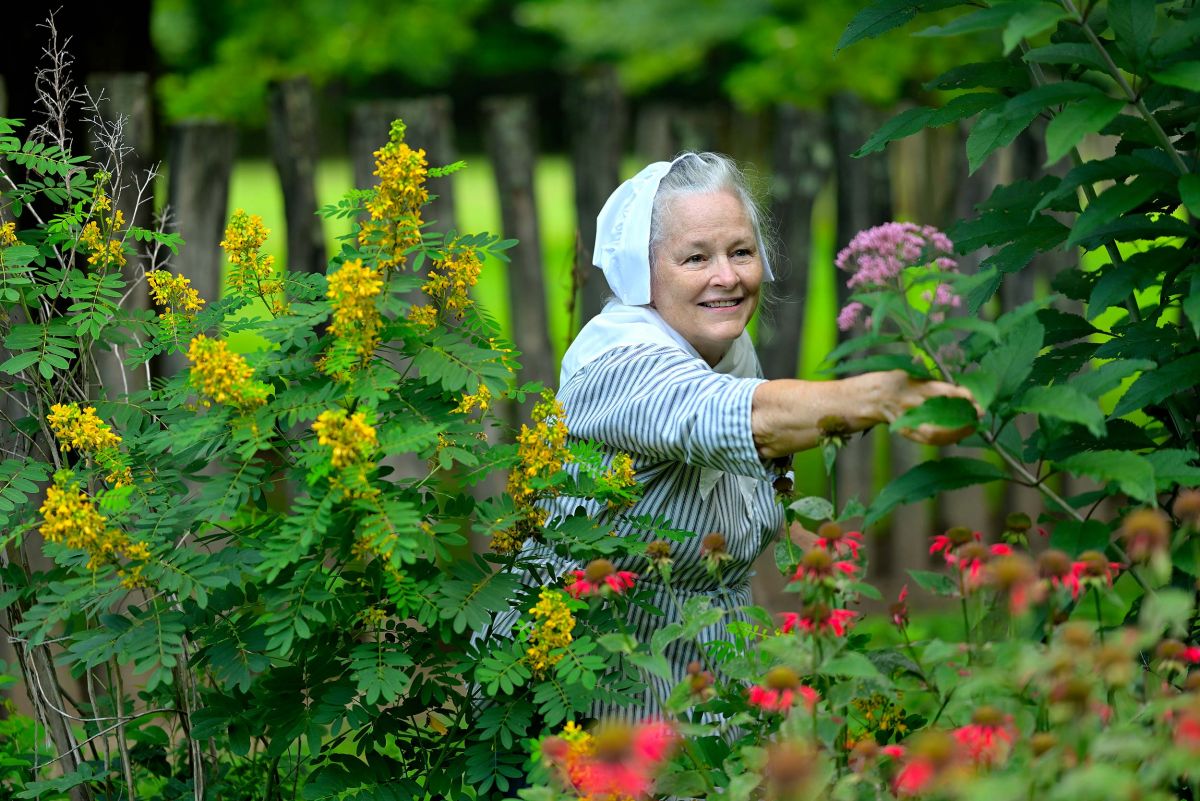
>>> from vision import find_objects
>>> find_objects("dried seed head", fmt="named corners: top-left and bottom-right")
top-left (1038, 549), bottom-right (1072, 579)
top-left (645, 541), bottom-right (672, 561)
top-left (1060, 622), bottom-right (1093, 650)
top-left (687, 660), bottom-right (704, 676)
top-left (1120, 507), bottom-right (1171, 562)
top-left (1004, 512), bottom-right (1032, 533)
top-left (764, 740), bottom-right (817, 789)
top-left (591, 722), bottom-right (633, 763)
top-left (1077, 550), bottom-right (1110, 578)
top-left (946, 526), bottom-right (975, 547)
top-left (971, 705), bottom-right (1005, 728)
top-left (1175, 490), bottom-right (1200, 529)
top-left (817, 521), bottom-right (842, 541)
top-left (818, 415), bottom-right (851, 437)
top-left (1051, 676), bottom-right (1091, 708)
top-left (774, 475), bottom-right (794, 494)
top-left (802, 548), bottom-right (833, 571)
top-left (957, 542), bottom-right (989, 564)
top-left (1157, 638), bottom-right (1186, 662)
top-left (802, 601), bottom-right (831, 625)
top-left (1030, 733), bottom-right (1057, 757)
top-left (988, 554), bottom-right (1034, 589)
top-left (702, 532), bottom-right (727, 555)
top-left (584, 558), bottom-right (615, 583)
top-left (910, 730), bottom-right (955, 766)
top-left (765, 666), bottom-right (801, 690)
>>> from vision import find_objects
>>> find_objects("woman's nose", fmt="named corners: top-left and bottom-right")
top-left (710, 256), bottom-right (738, 286)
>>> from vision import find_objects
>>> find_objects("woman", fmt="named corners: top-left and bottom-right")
top-left (532, 152), bottom-right (972, 720)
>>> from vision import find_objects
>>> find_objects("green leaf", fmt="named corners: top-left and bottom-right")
top-left (788, 496), bottom-right (835, 521)
top-left (1069, 358), bottom-right (1154, 400)
top-left (1067, 174), bottom-right (1164, 247)
top-left (1184, 274), bottom-right (1200, 337)
top-left (1049, 519), bottom-right (1111, 556)
top-left (1044, 96), bottom-right (1125, 165)
top-left (821, 651), bottom-right (888, 683)
top-left (1113, 353), bottom-right (1200, 417)
top-left (1145, 449), bottom-right (1200, 490)
top-left (967, 104), bottom-right (1041, 175)
top-left (978, 319), bottom-right (1044, 403)
top-left (1108, 0), bottom-right (1157, 65)
top-left (1152, 60), bottom-right (1200, 91)
top-left (889, 396), bottom-right (979, 433)
top-left (1022, 42), bottom-right (1110, 72)
top-left (866, 458), bottom-right (1007, 526)
top-left (1056, 450), bottom-right (1156, 503)
top-left (1014, 385), bottom-right (1106, 437)
top-left (907, 568), bottom-right (958, 597)
top-left (1180, 175), bottom-right (1200, 217)
top-left (1002, 5), bottom-right (1068, 54)
top-left (917, 2), bottom-right (1033, 37)
top-left (836, 0), bottom-right (967, 52)
top-left (855, 93), bottom-right (1002, 156)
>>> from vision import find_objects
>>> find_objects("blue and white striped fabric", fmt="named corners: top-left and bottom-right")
top-left (523, 343), bottom-right (787, 722)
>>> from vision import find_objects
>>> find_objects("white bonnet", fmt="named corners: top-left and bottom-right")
top-left (592, 153), bottom-right (774, 307)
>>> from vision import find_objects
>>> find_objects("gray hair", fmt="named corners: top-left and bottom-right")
top-left (648, 152), bottom-right (773, 272)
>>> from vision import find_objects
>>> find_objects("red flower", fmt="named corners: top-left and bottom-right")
top-left (781, 603), bottom-right (858, 638)
top-left (1174, 708), bottom-right (1200, 752)
top-left (790, 547), bottom-right (857, 584)
top-left (890, 584), bottom-right (910, 629)
top-left (929, 527), bottom-right (979, 563)
top-left (748, 667), bottom-right (819, 713)
top-left (1071, 550), bottom-right (1121, 597)
top-left (814, 522), bottom-right (864, 559)
top-left (893, 757), bottom-right (937, 797)
top-left (546, 720), bottom-right (678, 801)
top-left (567, 558), bottom-right (637, 599)
top-left (952, 707), bottom-right (1014, 767)
top-left (1038, 549), bottom-right (1082, 599)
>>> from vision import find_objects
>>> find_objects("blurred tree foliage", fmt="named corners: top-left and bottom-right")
top-left (152, 0), bottom-right (492, 122)
top-left (518, 0), bottom-right (985, 107)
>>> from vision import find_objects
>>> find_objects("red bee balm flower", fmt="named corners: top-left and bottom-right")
top-left (748, 666), bottom-right (820, 713)
top-left (567, 558), bottom-right (637, 599)
top-left (781, 602), bottom-right (858, 637)
top-left (953, 706), bottom-right (1015, 767)
top-left (929, 526), bottom-right (979, 563)
top-left (814, 522), bottom-right (863, 559)
top-left (546, 720), bottom-right (678, 801)
top-left (790, 547), bottom-right (857, 584)
top-left (1071, 550), bottom-right (1121, 597)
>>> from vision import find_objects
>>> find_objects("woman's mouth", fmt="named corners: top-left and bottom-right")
top-left (699, 298), bottom-right (742, 309)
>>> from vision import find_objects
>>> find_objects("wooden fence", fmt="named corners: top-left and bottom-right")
top-left (1, 70), bottom-right (1083, 613)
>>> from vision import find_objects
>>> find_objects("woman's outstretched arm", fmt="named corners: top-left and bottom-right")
top-left (751, 369), bottom-right (977, 459)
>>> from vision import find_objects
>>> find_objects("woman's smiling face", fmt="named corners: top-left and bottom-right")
top-left (650, 190), bottom-right (763, 367)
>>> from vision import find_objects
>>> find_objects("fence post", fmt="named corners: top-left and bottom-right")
top-left (267, 76), bottom-right (326, 277)
top-left (157, 122), bottom-right (237, 379)
top-left (85, 71), bottom-right (154, 398)
top-left (482, 96), bottom-right (557, 417)
top-left (566, 65), bottom-right (626, 330)
top-left (758, 104), bottom-right (832, 382)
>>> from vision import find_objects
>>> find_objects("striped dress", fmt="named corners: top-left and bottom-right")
top-left (524, 342), bottom-right (788, 721)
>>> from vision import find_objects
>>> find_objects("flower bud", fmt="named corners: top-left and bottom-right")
top-left (765, 666), bottom-right (801, 690)
top-left (1038, 549), bottom-right (1072, 579)
top-left (1030, 733), bottom-right (1056, 757)
top-left (584, 558), bottom-right (615, 583)
top-left (701, 532), bottom-right (727, 555)
top-left (1175, 490), bottom-right (1200, 529)
top-left (1004, 512), bottom-right (1032, 533)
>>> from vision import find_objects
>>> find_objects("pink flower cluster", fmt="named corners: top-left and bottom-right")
top-left (835, 222), bottom-right (959, 331)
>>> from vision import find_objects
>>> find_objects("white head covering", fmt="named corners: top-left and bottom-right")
top-left (561, 155), bottom-right (781, 506)
top-left (592, 154), bottom-right (773, 307)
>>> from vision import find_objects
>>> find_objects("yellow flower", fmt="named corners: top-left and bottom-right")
top-left (221, 209), bottom-right (287, 311)
top-left (0, 222), bottom-right (16, 247)
top-left (312, 408), bottom-right (377, 469)
top-left (326, 258), bottom-right (384, 365)
top-left (359, 120), bottom-right (428, 273)
top-left (407, 304), bottom-right (438, 332)
top-left (506, 390), bottom-right (571, 503)
top-left (422, 241), bottom-right (482, 318)
top-left (47, 403), bottom-right (121, 453)
top-left (454, 383), bottom-right (492, 415)
top-left (525, 588), bottom-right (576, 676)
top-left (148, 270), bottom-right (205, 321)
top-left (78, 218), bottom-right (127, 271)
top-left (38, 474), bottom-right (150, 578)
top-left (187, 335), bottom-right (269, 410)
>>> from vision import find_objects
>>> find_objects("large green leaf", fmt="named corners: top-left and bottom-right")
top-left (865, 457), bottom-right (1007, 526)
top-left (1022, 42), bottom-right (1110, 72)
top-left (917, 2), bottom-right (1034, 37)
top-left (1014, 384), bottom-right (1107, 437)
top-left (1112, 353), bottom-right (1200, 417)
top-left (888, 396), bottom-right (979, 432)
top-left (977, 319), bottom-right (1044, 406)
top-left (1056, 450), bottom-right (1157, 503)
top-left (1109, 0), bottom-right (1157, 65)
top-left (1180, 175), bottom-right (1200, 217)
top-left (836, 0), bottom-right (967, 52)
top-left (1153, 61), bottom-right (1200, 91)
top-left (1044, 96), bottom-right (1126, 165)
top-left (967, 82), bottom-right (1099, 173)
top-left (855, 92), bottom-right (1003, 156)
top-left (1145, 449), bottom-right (1200, 490)
top-left (1001, 5), bottom-right (1068, 54)
top-left (1067, 173), bottom-right (1165, 247)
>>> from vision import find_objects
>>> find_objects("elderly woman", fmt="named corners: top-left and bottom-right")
top-left (533, 152), bottom-right (971, 720)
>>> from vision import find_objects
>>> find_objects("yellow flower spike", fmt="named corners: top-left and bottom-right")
top-left (525, 588), bottom-right (576, 677)
top-left (47, 403), bottom-right (122, 453)
top-left (358, 121), bottom-right (428, 273)
top-left (453, 384), bottom-right (492, 415)
top-left (221, 209), bottom-right (288, 312)
top-left (313, 408), bottom-right (378, 469)
top-left (326, 258), bottom-right (384, 366)
top-left (39, 474), bottom-right (150, 581)
top-left (187, 335), bottom-right (269, 410)
top-left (0, 221), bottom-right (17, 247)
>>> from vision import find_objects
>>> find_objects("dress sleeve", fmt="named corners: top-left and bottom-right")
top-left (560, 344), bottom-right (770, 479)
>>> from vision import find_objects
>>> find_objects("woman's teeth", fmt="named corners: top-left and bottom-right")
top-left (700, 299), bottom-right (740, 308)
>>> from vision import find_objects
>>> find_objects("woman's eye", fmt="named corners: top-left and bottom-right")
top-left (684, 254), bottom-right (705, 264)
top-left (732, 248), bottom-right (754, 259)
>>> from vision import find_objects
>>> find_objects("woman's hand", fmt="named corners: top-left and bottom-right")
top-left (872, 369), bottom-right (979, 447)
